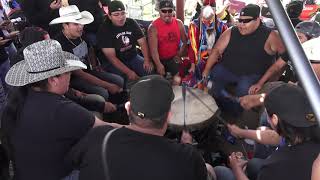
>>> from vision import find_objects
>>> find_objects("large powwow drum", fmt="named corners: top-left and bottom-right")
top-left (170, 86), bottom-right (219, 131)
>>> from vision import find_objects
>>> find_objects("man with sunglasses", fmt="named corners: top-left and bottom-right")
top-left (97, 0), bottom-right (153, 81)
top-left (202, 4), bottom-right (285, 119)
top-left (148, 0), bottom-right (188, 84)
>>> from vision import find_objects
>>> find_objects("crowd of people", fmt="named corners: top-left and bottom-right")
top-left (0, 0), bottom-right (319, 179)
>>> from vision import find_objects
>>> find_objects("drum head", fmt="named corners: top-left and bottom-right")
top-left (170, 86), bottom-right (218, 130)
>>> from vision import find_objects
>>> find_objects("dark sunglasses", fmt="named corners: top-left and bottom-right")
top-left (161, 9), bottom-right (173, 14)
top-left (238, 18), bottom-right (256, 23)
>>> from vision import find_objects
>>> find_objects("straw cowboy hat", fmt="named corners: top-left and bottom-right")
top-left (49, 5), bottom-right (94, 25)
top-left (302, 37), bottom-right (320, 62)
top-left (5, 40), bottom-right (87, 86)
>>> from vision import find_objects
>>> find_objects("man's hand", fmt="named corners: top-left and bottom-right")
top-left (189, 63), bottom-right (195, 73)
top-left (239, 94), bottom-right (263, 110)
top-left (202, 69), bottom-right (210, 80)
top-left (0, 20), bottom-right (11, 29)
top-left (107, 84), bottom-right (122, 94)
top-left (227, 124), bottom-right (243, 138)
top-left (180, 130), bottom-right (193, 144)
top-left (143, 60), bottom-right (153, 73)
top-left (248, 83), bottom-right (262, 95)
top-left (312, 154), bottom-right (320, 180)
top-left (74, 89), bottom-right (87, 97)
top-left (6, 30), bottom-right (19, 39)
top-left (229, 152), bottom-right (248, 171)
top-left (173, 55), bottom-right (182, 63)
top-left (155, 63), bottom-right (165, 76)
top-left (104, 102), bottom-right (117, 113)
top-left (50, 0), bottom-right (61, 10)
top-left (0, 37), bottom-right (10, 46)
top-left (126, 70), bottom-right (139, 80)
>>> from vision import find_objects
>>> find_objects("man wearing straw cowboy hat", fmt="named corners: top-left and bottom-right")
top-left (1, 40), bottom-right (118, 180)
top-left (50, 5), bottom-right (124, 105)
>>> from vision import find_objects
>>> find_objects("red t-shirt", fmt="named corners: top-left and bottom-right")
top-left (152, 17), bottom-right (180, 60)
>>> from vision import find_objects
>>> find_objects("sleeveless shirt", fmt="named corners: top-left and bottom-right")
top-left (152, 17), bottom-right (180, 60)
top-left (221, 24), bottom-right (274, 75)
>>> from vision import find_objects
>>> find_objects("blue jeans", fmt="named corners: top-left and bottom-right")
top-left (0, 81), bottom-right (6, 111)
top-left (104, 54), bottom-right (151, 78)
top-left (246, 158), bottom-right (265, 180)
top-left (214, 166), bottom-right (236, 180)
top-left (209, 64), bottom-right (261, 117)
top-left (71, 76), bottom-right (109, 101)
top-left (61, 170), bottom-right (79, 180)
top-left (0, 59), bottom-right (10, 92)
top-left (90, 70), bottom-right (125, 88)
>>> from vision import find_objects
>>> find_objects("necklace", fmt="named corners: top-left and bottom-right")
top-left (63, 31), bottom-right (82, 47)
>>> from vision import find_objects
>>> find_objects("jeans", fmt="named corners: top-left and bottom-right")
top-left (90, 70), bottom-right (124, 88)
top-left (209, 64), bottom-right (261, 117)
top-left (5, 43), bottom-right (17, 61)
top-left (61, 170), bottom-right (79, 180)
top-left (214, 166), bottom-right (236, 180)
top-left (0, 81), bottom-right (6, 111)
top-left (71, 76), bottom-right (109, 101)
top-left (104, 54), bottom-right (151, 78)
top-left (0, 59), bottom-right (10, 92)
top-left (246, 158), bottom-right (265, 180)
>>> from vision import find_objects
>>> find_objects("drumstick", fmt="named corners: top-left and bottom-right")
top-left (186, 88), bottom-right (216, 115)
top-left (182, 83), bottom-right (187, 130)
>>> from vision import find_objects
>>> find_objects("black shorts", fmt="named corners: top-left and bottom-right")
top-left (161, 58), bottom-right (179, 76)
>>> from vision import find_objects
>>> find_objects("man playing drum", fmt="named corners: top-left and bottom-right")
top-left (71, 75), bottom-right (222, 180)
top-left (202, 4), bottom-right (285, 118)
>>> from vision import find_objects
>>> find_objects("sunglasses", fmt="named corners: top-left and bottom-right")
top-left (238, 18), bottom-right (256, 23)
top-left (161, 9), bottom-right (173, 14)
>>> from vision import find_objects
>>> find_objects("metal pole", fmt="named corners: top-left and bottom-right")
top-left (266, 0), bottom-right (320, 124)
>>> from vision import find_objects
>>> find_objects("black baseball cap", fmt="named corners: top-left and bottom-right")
top-left (265, 84), bottom-right (318, 128)
top-left (130, 75), bottom-right (174, 119)
top-left (240, 4), bottom-right (260, 19)
top-left (295, 21), bottom-right (320, 39)
top-left (159, 0), bottom-right (174, 9)
top-left (108, 0), bottom-right (125, 14)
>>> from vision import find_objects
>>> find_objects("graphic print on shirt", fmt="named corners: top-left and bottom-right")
top-left (116, 31), bottom-right (133, 52)
top-left (73, 41), bottom-right (88, 62)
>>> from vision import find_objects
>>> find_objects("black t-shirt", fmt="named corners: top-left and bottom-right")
top-left (71, 126), bottom-right (208, 180)
top-left (55, 32), bottom-right (93, 72)
top-left (280, 52), bottom-right (298, 82)
top-left (10, 90), bottom-right (95, 180)
top-left (55, 32), bottom-right (90, 64)
top-left (258, 141), bottom-right (320, 180)
top-left (97, 18), bottom-right (144, 61)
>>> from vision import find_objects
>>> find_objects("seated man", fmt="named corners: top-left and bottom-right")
top-left (249, 21), bottom-right (320, 94)
top-left (187, 5), bottom-right (227, 86)
top-left (50, 5), bottom-right (123, 102)
top-left (98, 0), bottom-right (153, 81)
top-left (148, 0), bottom-right (187, 83)
top-left (70, 75), bottom-right (219, 180)
top-left (202, 4), bottom-right (285, 118)
top-left (229, 84), bottom-right (320, 180)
